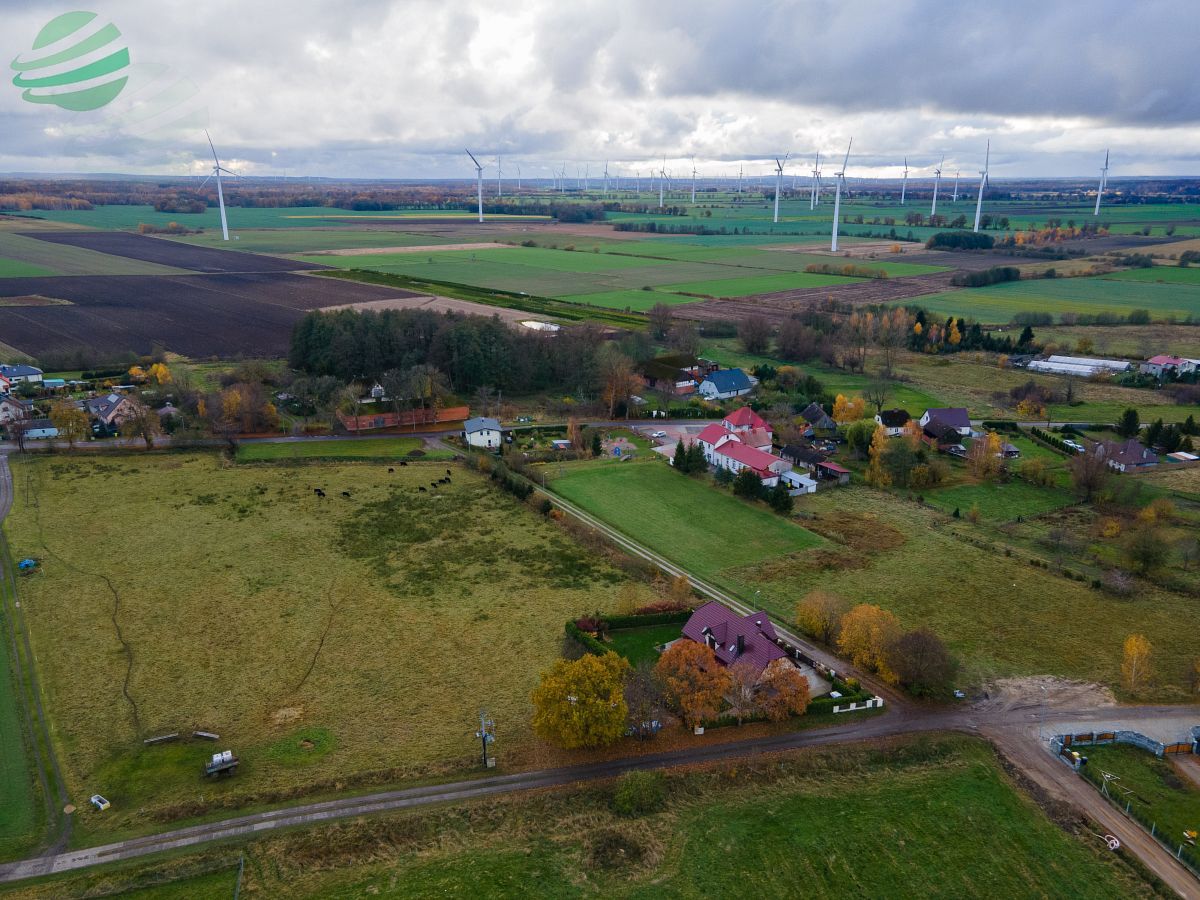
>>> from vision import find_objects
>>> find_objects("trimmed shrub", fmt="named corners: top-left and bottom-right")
top-left (612, 770), bottom-right (666, 817)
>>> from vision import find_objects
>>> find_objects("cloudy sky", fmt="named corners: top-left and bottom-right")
top-left (3, 0), bottom-right (1198, 181)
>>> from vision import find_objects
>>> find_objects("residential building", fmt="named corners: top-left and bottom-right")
top-left (713, 440), bottom-right (789, 487)
top-left (0, 373), bottom-right (11, 393)
top-left (697, 368), bottom-right (752, 401)
top-left (681, 602), bottom-right (789, 682)
top-left (800, 401), bottom-right (837, 433)
top-left (637, 354), bottom-right (715, 396)
top-left (1098, 439), bottom-right (1158, 473)
top-left (874, 408), bottom-right (911, 437)
top-left (463, 416), bottom-right (503, 449)
top-left (779, 443), bottom-right (825, 472)
top-left (0, 364), bottom-right (43, 385)
top-left (1140, 355), bottom-right (1196, 379)
top-left (24, 418), bottom-right (58, 440)
top-left (0, 395), bottom-right (31, 425)
top-left (918, 407), bottom-right (971, 437)
top-left (85, 393), bottom-right (138, 427)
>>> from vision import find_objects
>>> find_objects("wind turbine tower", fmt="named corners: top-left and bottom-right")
top-left (773, 153), bottom-right (789, 224)
top-left (1094, 150), bottom-right (1108, 217)
top-left (810, 154), bottom-right (821, 209)
top-left (466, 149), bottom-right (484, 223)
top-left (201, 131), bottom-right (238, 241)
top-left (930, 155), bottom-right (944, 218)
top-left (830, 139), bottom-right (852, 252)
top-left (899, 157), bottom-right (908, 205)
top-left (691, 157), bottom-right (698, 203)
top-left (952, 171), bottom-right (959, 202)
top-left (659, 161), bottom-right (666, 209)
top-left (495, 155), bottom-right (502, 198)
top-left (973, 140), bottom-right (991, 232)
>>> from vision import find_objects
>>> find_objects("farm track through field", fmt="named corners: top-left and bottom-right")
top-left (0, 457), bottom-right (70, 855)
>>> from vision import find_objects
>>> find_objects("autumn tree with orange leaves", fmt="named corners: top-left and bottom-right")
top-left (656, 641), bottom-right (731, 730)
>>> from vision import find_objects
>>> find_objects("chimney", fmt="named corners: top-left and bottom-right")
top-left (735, 634), bottom-right (744, 656)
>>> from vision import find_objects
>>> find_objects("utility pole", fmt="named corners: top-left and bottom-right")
top-left (476, 710), bottom-right (496, 768)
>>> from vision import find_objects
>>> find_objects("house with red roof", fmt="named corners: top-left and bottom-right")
top-left (689, 407), bottom-right (789, 485)
top-left (681, 601), bottom-right (791, 681)
top-left (1140, 355), bottom-right (1196, 380)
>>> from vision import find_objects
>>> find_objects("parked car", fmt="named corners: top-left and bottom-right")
top-left (90, 794), bottom-right (110, 811)
top-left (1063, 439), bottom-right (1085, 453)
top-left (650, 430), bottom-right (667, 439)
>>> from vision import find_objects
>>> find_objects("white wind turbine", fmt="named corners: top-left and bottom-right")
top-left (810, 153), bottom-right (821, 209)
top-left (738, 164), bottom-right (743, 196)
top-left (1094, 150), bottom-right (1108, 217)
top-left (930, 154), bottom-right (944, 218)
top-left (830, 139), bottom-right (852, 252)
top-left (973, 140), bottom-right (991, 232)
top-left (691, 157), bottom-right (698, 203)
top-left (495, 154), bottom-right (502, 197)
top-left (952, 171), bottom-right (959, 202)
top-left (515, 164), bottom-right (521, 193)
top-left (659, 161), bottom-right (667, 208)
top-left (899, 157), bottom-right (908, 205)
top-left (201, 130), bottom-right (238, 241)
top-left (773, 152), bottom-right (789, 223)
top-left (466, 149), bottom-right (484, 222)
top-left (603, 160), bottom-right (609, 195)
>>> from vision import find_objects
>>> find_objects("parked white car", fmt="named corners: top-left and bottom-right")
top-left (650, 430), bottom-right (667, 439)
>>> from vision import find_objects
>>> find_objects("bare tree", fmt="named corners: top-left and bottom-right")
top-left (624, 660), bottom-right (665, 739)
top-left (1069, 446), bottom-right (1111, 502)
top-left (667, 321), bottom-right (701, 358)
top-left (863, 379), bottom-right (891, 414)
top-left (648, 303), bottom-right (674, 341)
top-left (737, 315), bottom-right (772, 355)
top-left (726, 659), bottom-right (760, 725)
top-left (124, 398), bottom-right (162, 450)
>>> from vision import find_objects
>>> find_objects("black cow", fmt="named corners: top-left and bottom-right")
top-left (341, 491), bottom-right (351, 498)
top-left (314, 488), bottom-right (325, 498)
top-left (418, 486), bottom-right (426, 493)
top-left (388, 467), bottom-right (395, 474)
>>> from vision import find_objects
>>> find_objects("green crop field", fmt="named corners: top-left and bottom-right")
top-left (235, 437), bottom-right (431, 461)
top-left (0, 232), bottom-right (187, 277)
top-left (3, 453), bottom-right (657, 843)
top-left (546, 459), bottom-right (823, 589)
top-left (901, 275), bottom-right (1200, 324)
top-left (35, 736), bottom-right (1151, 898)
top-left (0, 257), bottom-right (54, 278)
top-left (658, 271), bottom-right (862, 298)
top-left (172, 229), bottom-right (460, 255)
top-left (559, 289), bottom-right (695, 311)
top-left (1104, 264), bottom-right (1200, 285)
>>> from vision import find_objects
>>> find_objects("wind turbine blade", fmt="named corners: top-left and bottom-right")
top-left (205, 129), bottom-right (219, 165)
top-left (984, 140), bottom-right (990, 170)
top-left (199, 173), bottom-right (212, 189)
top-left (841, 139), bottom-right (852, 173)
top-left (465, 149), bottom-right (481, 169)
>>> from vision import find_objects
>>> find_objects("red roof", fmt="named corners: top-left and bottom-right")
top-left (818, 461), bottom-right (850, 474)
top-left (741, 427), bottom-right (773, 449)
top-left (681, 601), bottom-right (787, 677)
top-left (1147, 355), bottom-right (1186, 366)
top-left (723, 406), bottom-right (769, 431)
top-left (716, 440), bottom-right (783, 474)
top-left (696, 423), bottom-right (733, 446)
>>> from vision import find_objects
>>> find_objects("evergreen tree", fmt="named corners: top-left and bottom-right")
top-left (768, 481), bottom-right (794, 515)
top-left (686, 443), bottom-right (706, 473)
top-left (732, 468), bottom-right (765, 500)
top-left (1117, 407), bottom-right (1141, 439)
top-left (672, 440), bottom-right (689, 472)
top-left (1017, 325), bottom-right (1035, 347)
top-left (591, 431), bottom-right (602, 457)
top-left (1145, 418), bottom-right (1164, 447)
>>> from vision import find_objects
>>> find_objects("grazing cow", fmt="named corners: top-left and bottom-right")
top-left (400, 461), bottom-right (408, 467)
top-left (418, 486), bottom-right (426, 493)
top-left (446, 469), bottom-right (452, 476)
top-left (430, 482), bottom-right (439, 489)
top-left (388, 467), bottom-right (394, 474)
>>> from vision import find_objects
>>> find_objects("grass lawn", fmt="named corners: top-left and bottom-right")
top-left (546, 459), bottom-right (823, 588)
top-left (3, 453), bottom-right (656, 843)
top-left (921, 478), bottom-right (1076, 521)
top-left (36, 735), bottom-right (1150, 898)
top-left (605, 624), bottom-right (681, 667)
top-left (235, 438), bottom-right (430, 461)
top-left (1083, 744), bottom-right (1200, 857)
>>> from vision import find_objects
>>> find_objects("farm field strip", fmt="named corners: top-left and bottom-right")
top-left (0, 232), bottom-right (187, 277)
top-left (234, 438), bottom-right (431, 461)
top-left (24, 232), bottom-right (325, 276)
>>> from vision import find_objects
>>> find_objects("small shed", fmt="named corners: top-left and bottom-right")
top-left (817, 461), bottom-right (850, 485)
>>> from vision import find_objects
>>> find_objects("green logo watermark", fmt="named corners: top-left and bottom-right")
top-left (11, 11), bottom-right (130, 111)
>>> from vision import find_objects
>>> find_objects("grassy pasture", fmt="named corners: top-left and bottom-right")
top-left (235, 438), bottom-right (430, 461)
top-left (0, 258), bottom-right (54, 278)
top-left (920, 478), bottom-right (1076, 521)
top-left (173, 229), bottom-right (459, 255)
top-left (0, 571), bottom-right (39, 861)
top-left (546, 459), bottom-right (823, 589)
top-left (658, 271), bottom-right (863, 298)
top-left (1103, 264), bottom-right (1200, 285)
top-left (559, 289), bottom-right (696, 311)
top-left (4, 453), bottom-right (652, 841)
top-left (1082, 744), bottom-right (1200, 848)
top-left (30, 736), bottom-right (1150, 898)
top-left (741, 489), bottom-right (1200, 695)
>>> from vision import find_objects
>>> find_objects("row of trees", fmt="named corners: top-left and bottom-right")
top-left (531, 638), bottom-right (813, 750)
top-left (796, 592), bottom-right (958, 697)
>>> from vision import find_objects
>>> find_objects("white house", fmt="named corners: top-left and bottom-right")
top-left (0, 364), bottom-right (43, 385)
top-left (697, 368), bottom-right (752, 401)
top-left (0, 395), bottom-right (31, 425)
top-left (874, 408), bottom-right (911, 437)
top-left (1140, 355), bottom-right (1196, 379)
top-left (462, 416), bottom-right (503, 449)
